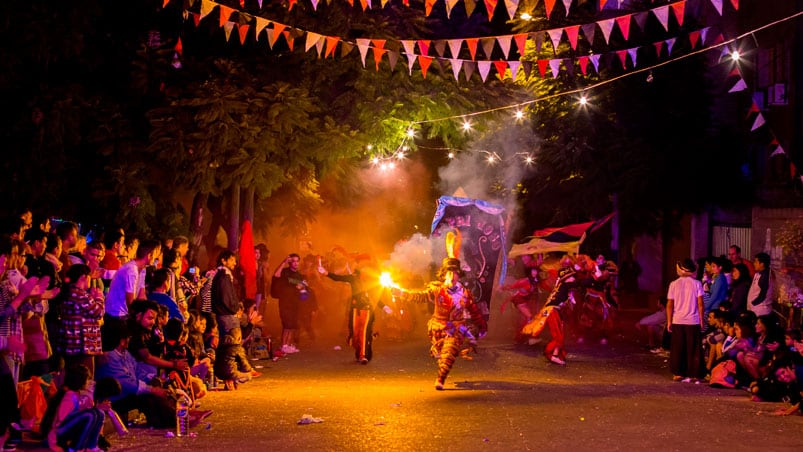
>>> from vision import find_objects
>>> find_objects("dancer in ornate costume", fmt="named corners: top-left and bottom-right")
top-left (391, 232), bottom-right (487, 390)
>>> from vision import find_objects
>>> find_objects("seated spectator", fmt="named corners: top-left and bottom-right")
top-left (127, 299), bottom-right (188, 385)
top-left (95, 323), bottom-right (177, 429)
top-left (40, 364), bottom-right (120, 452)
top-left (635, 296), bottom-right (668, 354)
top-left (214, 326), bottom-right (258, 390)
top-left (162, 318), bottom-right (207, 401)
top-left (186, 311), bottom-right (214, 387)
top-left (147, 268), bottom-right (185, 323)
top-left (770, 357), bottom-right (803, 416)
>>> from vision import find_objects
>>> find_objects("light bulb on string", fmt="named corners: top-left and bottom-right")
top-left (514, 110), bottom-right (525, 121)
top-left (447, 152), bottom-right (455, 159)
top-left (579, 95), bottom-right (588, 106)
top-left (731, 50), bottom-right (741, 61)
top-left (406, 128), bottom-right (415, 138)
top-left (462, 119), bottom-right (472, 132)
top-left (371, 157), bottom-right (380, 165)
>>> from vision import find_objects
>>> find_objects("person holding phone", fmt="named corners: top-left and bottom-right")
top-left (271, 254), bottom-right (306, 354)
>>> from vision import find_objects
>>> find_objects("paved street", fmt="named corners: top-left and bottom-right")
top-left (79, 309), bottom-right (800, 452)
top-left (19, 309), bottom-right (803, 451)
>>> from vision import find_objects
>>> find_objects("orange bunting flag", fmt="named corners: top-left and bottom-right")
top-left (513, 34), bottom-right (527, 54)
top-left (239, 0), bottom-right (245, 7)
top-left (419, 56), bottom-right (433, 78)
top-left (269, 23), bottom-right (286, 48)
top-left (238, 24), bottom-right (249, 45)
top-left (446, 0), bottom-right (461, 18)
top-left (283, 31), bottom-right (295, 51)
top-left (325, 36), bottom-right (339, 58)
top-left (254, 17), bottom-right (269, 40)
top-left (219, 5), bottom-right (234, 28)
top-left (671, 1), bottom-right (685, 27)
top-left (466, 38), bottom-right (479, 60)
top-left (493, 61), bottom-right (508, 80)
top-left (464, 0), bottom-right (477, 16)
top-left (288, 0), bottom-right (298, 11)
top-left (359, 0), bottom-right (369, 10)
top-left (483, 0), bottom-right (498, 21)
top-left (163, 0), bottom-right (171, 8)
top-left (425, 0), bottom-right (436, 15)
top-left (200, 0), bottom-right (215, 21)
top-left (373, 48), bottom-right (387, 70)
top-left (544, 0), bottom-right (557, 19)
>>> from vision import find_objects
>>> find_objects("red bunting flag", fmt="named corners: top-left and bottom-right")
top-left (671, 1), bottom-right (685, 27)
top-left (219, 5), bottom-right (234, 28)
top-left (493, 60), bottom-right (508, 79)
top-left (689, 30), bottom-right (700, 49)
top-left (565, 25), bottom-right (580, 50)
top-left (616, 49), bottom-right (628, 69)
top-left (466, 38), bottom-right (479, 60)
top-left (616, 15), bottom-right (631, 41)
top-left (417, 40), bottom-right (431, 56)
top-left (325, 36), bottom-right (339, 58)
top-left (730, 0), bottom-right (739, 10)
top-left (419, 56), bottom-right (433, 78)
top-left (537, 59), bottom-right (548, 77)
top-left (237, 24), bottom-right (249, 45)
top-left (484, 0), bottom-right (498, 21)
top-left (544, 0), bottom-right (557, 19)
top-left (175, 37), bottom-right (183, 55)
top-left (578, 56), bottom-right (589, 75)
top-left (288, 0), bottom-right (298, 11)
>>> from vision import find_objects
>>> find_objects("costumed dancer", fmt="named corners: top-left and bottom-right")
top-left (318, 256), bottom-right (392, 364)
top-left (520, 261), bottom-right (579, 365)
top-left (498, 264), bottom-right (540, 344)
top-left (391, 231), bottom-right (488, 390)
top-left (576, 254), bottom-right (618, 345)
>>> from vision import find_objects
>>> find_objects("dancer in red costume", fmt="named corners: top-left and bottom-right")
top-left (392, 231), bottom-right (487, 390)
top-left (520, 262), bottom-right (579, 366)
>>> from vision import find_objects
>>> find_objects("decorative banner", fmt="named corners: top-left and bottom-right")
top-left (239, 220), bottom-right (257, 299)
top-left (431, 196), bottom-right (507, 318)
top-left (508, 213), bottom-right (614, 258)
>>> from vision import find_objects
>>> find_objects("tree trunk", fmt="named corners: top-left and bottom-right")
top-left (227, 183), bottom-right (241, 251)
top-left (243, 186), bottom-right (255, 224)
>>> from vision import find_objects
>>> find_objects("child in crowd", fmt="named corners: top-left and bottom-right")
top-left (41, 365), bottom-right (121, 452)
top-left (163, 319), bottom-right (207, 402)
top-left (704, 311), bottom-right (727, 373)
top-left (187, 311), bottom-right (214, 387)
top-left (214, 326), bottom-right (259, 390)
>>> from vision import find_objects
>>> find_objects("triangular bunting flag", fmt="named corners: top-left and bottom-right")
top-left (465, 0), bottom-right (478, 16)
top-left (192, 12), bottom-right (201, 27)
top-left (497, 36), bottom-right (512, 59)
top-left (288, 0), bottom-right (298, 10)
top-left (627, 47), bottom-right (638, 67)
top-left (380, 0), bottom-right (390, 7)
top-left (513, 34), bottom-right (527, 54)
top-left (549, 59), bottom-right (561, 78)
top-left (565, 26), bottom-right (580, 50)
top-left (219, 5), bottom-right (234, 27)
top-left (598, 19), bottom-right (615, 44)
top-left (237, 24), bottom-right (249, 45)
top-left (358, 0), bottom-right (368, 11)
top-left (654, 41), bottom-right (664, 56)
top-left (254, 17), bottom-right (269, 40)
top-left (771, 145), bottom-right (785, 157)
top-left (425, 0), bottom-right (436, 16)
top-left (633, 12), bottom-right (649, 31)
top-left (373, 47), bottom-right (387, 70)
top-left (448, 39), bottom-right (463, 58)
top-left (746, 101), bottom-right (760, 118)
top-left (419, 56), bottom-right (434, 78)
top-left (535, 32), bottom-right (544, 52)
top-left (730, 0), bottom-right (739, 10)
top-left (711, 0), bottom-right (723, 15)
top-left (616, 15), bottom-right (631, 41)
top-left (269, 23), bottom-right (286, 48)
top-left (466, 38), bottom-right (479, 60)
top-left (200, 0), bottom-right (216, 20)
top-left (175, 37), bottom-right (183, 55)
top-left (672, 1), bottom-right (685, 28)
top-left (581, 23), bottom-right (596, 46)
top-left (616, 49), bottom-right (628, 69)
top-left (600, 0), bottom-right (608, 9)
top-left (561, 0), bottom-right (572, 17)
top-left (751, 113), bottom-right (765, 131)
top-left (509, 61), bottom-right (521, 80)
top-left (446, 0), bottom-right (460, 18)
top-left (283, 30), bottom-right (295, 51)
top-left (547, 29), bottom-right (563, 52)
top-left (325, 36), bottom-right (339, 58)
top-left (223, 22), bottom-right (235, 41)
top-left (433, 41), bottom-right (447, 57)
top-left (311, 0), bottom-right (320, 9)
top-left (590, 54), bottom-right (601, 72)
top-left (387, 50), bottom-right (398, 71)
top-left (654, 5), bottom-right (670, 31)
top-left (563, 58), bottom-right (574, 77)
top-left (728, 78), bottom-right (747, 92)
top-left (417, 40), bottom-right (431, 56)
top-left (341, 41), bottom-right (354, 57)
top-left (356, 38), bottom-right (370, 67)
top-left (503, 0), bottom-right (518, 20)
top-left (481, 38), bottom-right (496, 58)
top-left (478, 61), bottom-right (492, 82)
top-left (493, 61), bottom-right (508, 80)
top-left (463, 61), bottom-right (476, 81)
top-left (689, 30), bottom-right (701, 49)
top-left (406, 53), bottom-right (417, 75)
top-left (537, 59), bottom-right (548, 77)
top-left (163, 0), bottom-right (170, 7)
top-left (666, 37), bottom-right (676, 55)
top-left (521, 61), bottom-right (532, 78)
top-left (701, 27), bottom-right (711, 45)
top-left (450, 59), bottom-right (462, 81)
top-left (401, 40), bottom-right (416, 56)
top-left (315, 36), bottom-right (325, 58)
top-left (544, 0), bottom-right (557, 19)
top-left (484, 0), bottom-right (498, 21)
top-left (578, 56), bottom-right (589, 75)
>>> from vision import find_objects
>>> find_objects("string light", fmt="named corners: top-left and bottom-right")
top-left (462, 119), bottom-right (472, 132)
top-left (578, 95), bottom-right (588, 106)
top-left (514, 110), bottom-right (525, 121)
top-left (406, 128), bottom-right (415, 138)
top-left (730, 50), bottom-right (741, 61)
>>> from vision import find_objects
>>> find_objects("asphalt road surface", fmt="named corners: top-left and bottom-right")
top-left (20, 309), bottom-right (803, 451)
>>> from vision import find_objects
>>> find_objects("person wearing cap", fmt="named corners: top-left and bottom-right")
top-left (666, 258), bottom-right (705, 383)
top-left (391, 232), bottom-right (487, 390)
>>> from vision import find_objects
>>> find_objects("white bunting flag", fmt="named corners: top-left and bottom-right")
top-left (549, 59), bottom-right (561, 78)
top-left (478, 61), bottom-right (492, 82)
top-left (710, 0), bottom-right (723, 15)
top-left (653, 5), bottom-right (670, 31)
top-left (729, 78), bottom-right (747, 92)
top-left (771, 145), bottom-right (786, 157)
top-left (598, 19), bottom-right (615, 44)
top-left (751, 113), bottom-right (765, 131)
top-left (547, 28), bottom-right (564, 52)
top-left (355, 38), bottom-right (370, 67)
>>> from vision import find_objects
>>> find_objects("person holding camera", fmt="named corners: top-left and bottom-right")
top-left (271, 254), bottom-right (308, 355)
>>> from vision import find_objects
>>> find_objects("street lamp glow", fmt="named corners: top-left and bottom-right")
top-left (487, 155), bottom-right (495, 163)
top-left (397, 151), bottom-right (405, 159)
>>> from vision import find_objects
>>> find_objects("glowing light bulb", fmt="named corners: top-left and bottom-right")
top-left (525, 156), bottom-right (534, 165)
top-left (397, 151), bottom-right (405, 159)
top-left (462, 120), bottom-right (472, 131)
top-left (388, 162), bottom-right (396, 169)
top-left (380, 162), bottom-right (388, 171)
top-left (402, 145), bottom-right (409, 151)
top-left (487, 155), bottom-right (495, 163)
top-left (520, 13), bottom-right (532, 21)
top-left (366, 144), bottom-right (373, 151)
top-left (731, 50), bottom-right (740, 61)
top-left (448, 152), bottom-right (455, 159)
top-left (406, 128), bottom-right (415, 138)
top-left (515, 110), bottom-right (524, 120)
top-left (579, 95), bottom-right (588, 106)
top-left (371, 157), bottom-right (380, 165)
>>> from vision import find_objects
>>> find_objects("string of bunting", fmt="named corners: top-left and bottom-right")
top-left (177, 0), bottom-right (732, 82)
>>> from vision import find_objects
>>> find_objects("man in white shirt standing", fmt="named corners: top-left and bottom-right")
top-left (666, 258), bottom-right (705, 383)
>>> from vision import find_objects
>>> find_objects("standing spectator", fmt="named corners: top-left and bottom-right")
top-left (703, 256), bottom-right (728, 317)
top-left (171, 236), bottom-right (190, 277)
top-left (102, 239), bottom-right (160, 351)
top-left (58, 264), bottom-right (105, 378)
top-left (254, 243), bottom-right (270, 312)
top-left (728, 245), bottom-right (755, 277)
top-left (728, 263), bottom-right (751, 315)
top-left (211, 250), bottom-right (240, 337)
top-left (666, 258), bottom-right (705, 383)
top-left (54, 221), bottom-right (79, 280)
top-left (99, 228), bottom-right (125, 286)
top-left (271, 254), bottom-right (307, 354)
top-left (160, 249), bottom-right (188, 320)
top-left (82, 241), bottom-right (106, 294)
top-left (747, 252), bottom-right (773, 317)
top-left (22, 229), bottom-right (49, 280)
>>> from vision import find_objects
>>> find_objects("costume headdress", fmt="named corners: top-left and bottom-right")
top-left (438, 230), bottom-right (464, 280)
